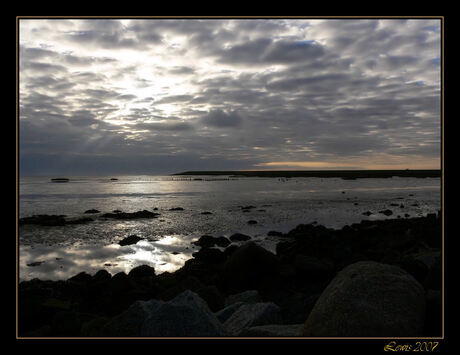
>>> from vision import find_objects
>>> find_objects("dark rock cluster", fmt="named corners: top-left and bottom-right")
top-left (18, 213), bottom-right (442, 337)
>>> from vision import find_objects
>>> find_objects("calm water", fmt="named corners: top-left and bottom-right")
top-left (18, 175), bottom-right (441, 281)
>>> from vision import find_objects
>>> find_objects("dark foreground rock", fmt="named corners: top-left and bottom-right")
top-left (302, 261), bottom-right (426, 337)
top-left (102, 290), bottom-right (226, 337)
top-left (18, 214), bottom-right (441, 337)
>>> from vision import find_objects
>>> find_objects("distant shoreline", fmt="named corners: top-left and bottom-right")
top-left (173, 169), bottom-right (441, 179)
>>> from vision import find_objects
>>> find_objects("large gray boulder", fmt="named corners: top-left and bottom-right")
top-left (223, 302), bottom-right (282, 336)
top-left (102, 290), bottom-right (227, 337)
top-left (303, 261), bottom-right (426, 337)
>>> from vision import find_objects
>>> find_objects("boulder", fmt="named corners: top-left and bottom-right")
top-left (294, 255), bottom-right (335, 280)
top-left (240, 324), bottom-right (303, 337)
top-left (214, 302), bottom-right (245, 324)
top-left (84, 209), bottom-right (100, 214)
top-left (223, 302), bottom-right (282, 336)
top-left (193, 235), bottom-right (231, 248)
top-left (102, 210), bottom-right (159, 220)
top-left (225, 290), bottom-right (261, 307)
top-left (119, 235), bottom-right (143, 246)
top-left (229, 233), bottom-right (251, 242)
top-left (302, 261), bottom-right (426, 337)
top-left (128, 264), bottom-right (156, 278)
top-left (192, 247), bottom-right (226, 264)
top-left (221, 242), bottom-right (279, 293)
top-left (102, 290), bottom-right (227, 336)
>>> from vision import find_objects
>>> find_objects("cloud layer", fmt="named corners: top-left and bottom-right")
top-left (19, 18), bottom-right (441, 175)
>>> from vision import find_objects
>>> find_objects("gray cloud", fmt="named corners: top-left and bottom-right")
top-left (201, 109), bottom-right (243, 128)
top-left (18, 19), bottom-right (441, 175)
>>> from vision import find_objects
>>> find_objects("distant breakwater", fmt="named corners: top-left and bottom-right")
top-left (173, 169), bottom-right (441, 179)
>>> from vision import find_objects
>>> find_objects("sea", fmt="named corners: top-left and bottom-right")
top-left (18, 175), bottom-right (441, 281)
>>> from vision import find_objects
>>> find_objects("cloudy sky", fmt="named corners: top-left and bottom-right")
top-left (19, 18), bottom-right (441, 175)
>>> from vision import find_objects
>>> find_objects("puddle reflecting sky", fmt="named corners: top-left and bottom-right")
top-left (19, 236), bottom-right (195, 281)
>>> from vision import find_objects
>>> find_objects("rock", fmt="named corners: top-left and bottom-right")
top-left (362, 211), bottom-right (373, 216)
top-left (196, 285), bottom-right (225, 312)
top-left (240, 324), bottom-right (304, 337)
top-left (19, 214), bottom-right (67, 226)
top-left (81, 316), bottom-right (110, 337)
top-left (68, 272), bottom-right (93, 285)
top-left (267, 231), bottom-right (283, 237)
top-left (201, 211), bottom-right (213, 215)
top-left (302, 261), bottom-right (426, 337)
top-left (379, 209), bottom-right (393, 216)
top-left (225, 290), bottom-right (261, 306)
top-left (294, 255), bottom-right (335, 280)
top-left (229, 233), bottom-right (251, 242)
top-left (50, 178), bottom-right (69, 182)
top-left (119, 235), bottom-right (143, 246)
top-left (102, 290), bottom-right (227, 336)
top-left (128, 264), bottom-right (156, 278)
top-left (223, 302), bottom-right (282, 336)
top-left (102, 210), bottom-right (159, 220)
top-left (169, 207), bottom-right (184, 211)
top-left (192, 247), bottom-right (226, 264)
top-left (247, 220), bottom-right (258, 225)
top-left (65, 217), bottom-right (94, 225)
top-left (193, 235), bottom-right (231, 248)
top-left (424, 255), bottom-right (442, 290)
top-left (214, 302), bottom-right (245, 323)
top-left (424, 289), bottom-right (442, 336)
top-left (27, 261), bottom-right (45, 267)
top-left (84, 209), bottom-right (100, 214)
top-left (221, 242), bottom-right (279, 294)
top-left (93, 269), bottom-right (112, 283)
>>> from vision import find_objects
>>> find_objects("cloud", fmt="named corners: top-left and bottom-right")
top-left (18, 19), bottom-right (441, 175)
top-left (201, 109), bottom-right (243, 128)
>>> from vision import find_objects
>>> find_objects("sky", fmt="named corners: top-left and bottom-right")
top-left (18, 18), bottom-right (442, 176)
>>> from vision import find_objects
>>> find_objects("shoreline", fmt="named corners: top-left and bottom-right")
top-left (18, 213), bottom-right (442, 337)
top-left (173, 169), bottom-right (441, 179)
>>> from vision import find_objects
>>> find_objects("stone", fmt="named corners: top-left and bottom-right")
top-left (102, 290), bottom-right (227, 336)
top-left (225, 290), bottom-right (261, 306)
top-left (379, 209), bottom-right (393, 216)
top-left (214, 302), bottom-right (245, 324)
top-left (221, 242), bottom-right (279, 293)
top-left (302, 261), bottom-right (426, 337)
top-left (193, 235), bottom-right (231, 248)
top-left (128, 264), bottom-right (156, 278)
top-left (223, 302), bottom-right (282, 336)
top-left (84, 209), bottom-right (100, 214)
top-left (102, 210), bottom-right (159, 220)
top-left (192, 247), bottom-right (226, 264)
top-left (119, 235), bottom-right (143, 246)
top-left (294, 255), bottom-right (335, 280)
top-left (229, 233), bottom-right (251, 242)
top-left (240, 324), bottom-right (304, 337)
top-left (267, 231), bottom-right (284, 237)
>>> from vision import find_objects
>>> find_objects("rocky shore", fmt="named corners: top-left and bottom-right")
top-left (18, 213), bottom-right (442, 337)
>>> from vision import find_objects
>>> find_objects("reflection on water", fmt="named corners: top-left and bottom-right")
top-left (19, 236), bottom-right (195, 281)
top-left (18, 176), bottom-right (441, 281)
